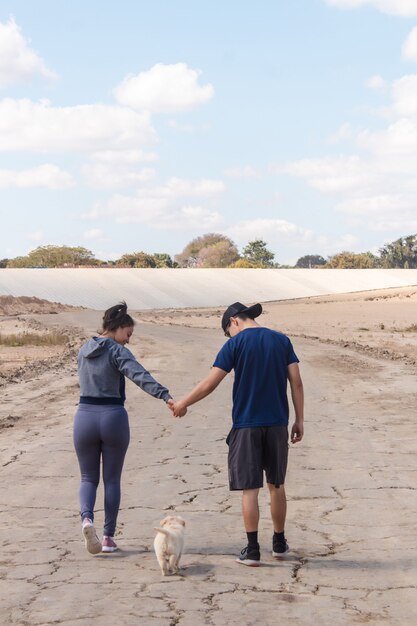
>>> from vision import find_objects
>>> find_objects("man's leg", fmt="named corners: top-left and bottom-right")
top-left (267, 483), bottom-right (286, 532)
top-left (242, 488), bottom-right (260, 531)
top-left (264, 426), bottom-right (290, 556)
top-left (267, 482), bottom-right (289, 555)
top-left (237, 488), bottom-right (261, 566)
top-left (228, 428), bottom-right (263, 565)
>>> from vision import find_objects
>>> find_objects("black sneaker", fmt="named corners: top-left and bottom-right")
top-left (272, 535), bottom-right (289, 558)
top-left (236, 544), bottom-right (261, 567)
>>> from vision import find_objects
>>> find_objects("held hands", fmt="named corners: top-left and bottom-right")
top-left (291, 420), bottom-right (304, 444)
top-left (166, 398), bottom-right (187, 418)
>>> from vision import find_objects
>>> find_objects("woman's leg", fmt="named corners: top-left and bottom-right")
top-left (73, 406), bottom-right (101, 522)
top-left (100, 407), bottom-right (130, 537)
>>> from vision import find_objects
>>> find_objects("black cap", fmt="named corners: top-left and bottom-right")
top-left (221, 302), bottom-right (263, 333)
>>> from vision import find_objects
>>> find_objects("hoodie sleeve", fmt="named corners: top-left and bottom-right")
top-left (111, 345), bottom-right (172, 402)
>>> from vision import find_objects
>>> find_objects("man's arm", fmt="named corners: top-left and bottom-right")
top-left (288, 362), bottom-right (304, 443)
top-left (169, 367), bottom-right (228, 417)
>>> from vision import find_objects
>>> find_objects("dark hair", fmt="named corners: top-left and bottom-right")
top-left (235, 313), bottom-right (250, 321)
top-left (102, 302), bottom-right (135, 332)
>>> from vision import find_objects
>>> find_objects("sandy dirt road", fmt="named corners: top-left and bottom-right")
top-left (1, 311), bottom-right (416, 625)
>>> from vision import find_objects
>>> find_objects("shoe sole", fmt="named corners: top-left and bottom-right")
top-left (82, 525), bottom-right (102, 555)
top-left (272, 548), bottom-right (290, 558)
top-left (236, 558), bottom-right (261, 567)
top-left (102, 545), bottom-right (118, 553)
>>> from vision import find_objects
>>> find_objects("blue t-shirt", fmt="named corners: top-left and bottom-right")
top-left (213, 327), bottom-right (299, 428)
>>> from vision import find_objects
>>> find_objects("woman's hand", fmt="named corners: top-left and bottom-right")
top-left (167, 399), bottom-right (187, 418)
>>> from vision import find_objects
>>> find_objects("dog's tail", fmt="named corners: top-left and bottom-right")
top-left (154, 527), bottom-right (174, 538)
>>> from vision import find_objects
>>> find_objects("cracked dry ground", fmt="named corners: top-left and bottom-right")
top-left (1, 316), bottom-right (416, 625)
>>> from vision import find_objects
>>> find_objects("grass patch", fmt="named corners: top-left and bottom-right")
top-left (0, 332), bottom-right (68, 347)
top-left (392, 324), bottom-right (417, 333)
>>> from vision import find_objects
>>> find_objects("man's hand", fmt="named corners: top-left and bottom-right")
top-left (291, 420), bottom-right (304, 444)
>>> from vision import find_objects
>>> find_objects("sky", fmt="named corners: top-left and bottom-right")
top-left (1, 0), bottom-right (417, 265)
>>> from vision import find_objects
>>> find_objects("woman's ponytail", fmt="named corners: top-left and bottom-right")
top-left (102, 302), bottom-right (135, 332)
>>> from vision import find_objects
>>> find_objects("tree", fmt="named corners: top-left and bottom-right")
top-left (242, 239), bottom-right (275, 267)
top-left (379, 234), bottom-right (417, 269)
top-left (295, 255), bottom-right (326, 268)
top-left (153, 253), bottom-right (174, 268)
top-left (175, 234), bottom-right (239, 267)
top-left (7, 245), bottom-right (97, 268)
top-left (0, 258), bottom-right (9, 268)
top-left (199, 240), bottom-right (239, 268)
top-left (229, 258), bottom-right (262, 268)
top-left (116, 252), bottom-right (156, 268)
top-left (325, 251), bottom-right (380, 269)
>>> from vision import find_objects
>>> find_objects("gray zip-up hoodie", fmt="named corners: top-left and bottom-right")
top-left (77, 336), bottom-right (171, 404)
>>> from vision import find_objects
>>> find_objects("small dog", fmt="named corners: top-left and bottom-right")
top-left (153, 515), bottom-right (186, 576)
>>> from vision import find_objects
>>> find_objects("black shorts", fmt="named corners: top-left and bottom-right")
top-left (226, 425), bottom-right (288, 491)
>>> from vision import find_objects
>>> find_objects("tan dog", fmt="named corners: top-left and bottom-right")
top-left (153, 515), bottom-right (186, 576)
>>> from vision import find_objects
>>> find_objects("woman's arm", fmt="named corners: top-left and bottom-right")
top-left (113, 346), bottom-right (172, 401)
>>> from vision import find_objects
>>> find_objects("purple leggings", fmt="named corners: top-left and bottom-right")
top-left (73, 404), bottom-right (130, 536)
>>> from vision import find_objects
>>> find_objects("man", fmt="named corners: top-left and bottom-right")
top-left (169, 302), bottom-right (304, 566)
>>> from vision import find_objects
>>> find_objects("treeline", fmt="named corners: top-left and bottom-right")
top-left (1, 233), bottom-right (416, 269)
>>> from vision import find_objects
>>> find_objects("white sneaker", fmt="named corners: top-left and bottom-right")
top-left (82, 518), bottom-right (102, 555)
top-left (102, 536), bottom-right (118, 553)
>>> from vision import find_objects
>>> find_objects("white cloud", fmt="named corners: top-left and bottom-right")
top-left (336, 193), bottom-right (415, 214)
top-left (89, 149), bottom-right (158, 164)
top-left (223, 165), bottom-right (262, 178)
top-left (97, 250), bottom-right (123, 261)
top-left (365, 75), bottom-right (386, 90)
top-left (325, 0), bottom-right (417, 16)
top-left (226, 219), bottom-right (362, 258)
top-left (358, 118), bottom-right (417, 160)
top-left (366, 218), bottom-right (417, 231)
top-left (328, 123), bottom-right (354, 144)
top-left (83, 228), bottom-right (105, 240)
top-left (86, 195), bottom-right (168, 221)
top-left (315, 233), bottom-right (361, 255)
top-left (83, 149), bottom-right (159, 189)
top-left (0, 98), bottom-right (156, 152)
top-left (165, 206), bottom-right (223, 230)
top-left (287, 145), bottom-right (417, 230)
top-left (90, 176), bottom-right (224, 202)
top-left (285, 156), bottom-right (381, 193)
top-left (159, 177), bottom-right (225, 197)
top-left (285, 58), bottom-right (417, 236)
top-left (84, 176), bottom-right (225, 228)
top-left (0, 17), bottom-right (57, 87)
top-left (403, 27), bottom-right (417, 62)
top-left (167, 119), bottom-right (211, 133)
top-left (228, 218), bottom-right (314, 242)
top-left (388, 74), bottom-right (417, 118)
top-left (83, 163), bottom-right (156, 189)
top-left (113, 63), bottom-right (214, 113)
top-left (26, 230), bottom-right (43, 242)
top-left (0, 164), bottom-right (74, 189)
top-left (88, 195), bottom-right (223, 229)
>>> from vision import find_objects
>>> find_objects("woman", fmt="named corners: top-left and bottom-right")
top-left (73, 302), bottom-right (172, 555)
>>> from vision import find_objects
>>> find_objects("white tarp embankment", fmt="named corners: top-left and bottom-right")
top-left (0, 268), bottom-right (416, 310)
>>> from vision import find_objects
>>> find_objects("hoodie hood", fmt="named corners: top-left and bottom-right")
top-left (79, 336), bottom-right (110, 359)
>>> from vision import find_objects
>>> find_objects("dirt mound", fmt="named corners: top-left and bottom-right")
top-left (0, 296), bottom-right (78, 316)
